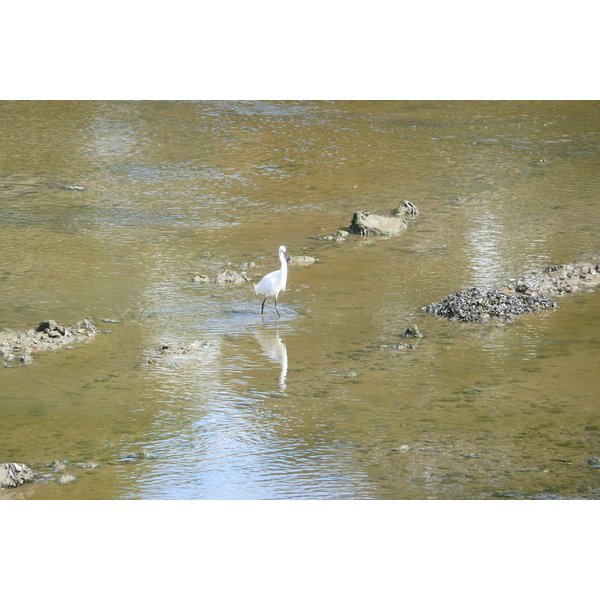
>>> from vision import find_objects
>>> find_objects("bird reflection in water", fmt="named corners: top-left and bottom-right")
top-left (254, 327), bottom-right (288, 392)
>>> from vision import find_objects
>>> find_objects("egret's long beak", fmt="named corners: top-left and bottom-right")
top-left (284, 251), bottom-right (290, 263)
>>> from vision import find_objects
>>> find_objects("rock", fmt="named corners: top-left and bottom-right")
top-left (317, 230), bottom-right (349, 242)
top-left (0, 462), bottom-right (36, 488)
top-left (74, 461), bottom-right (100, 469)
top-left (288, 255), bottom-right (317, 265)
top-left (401, 324), bottom-right (423, 338)
top-left (190, 274), bottom-right (211, 283)
top-left (156, 341), bottom-right (209, 356)
top-left (148, 341), bottom-right (210, 365)
top-left (56, 474), bottom-right (76, 484)
top-left (588, 457), bottom-right (600, 468)
top-left (423, 287), bottom-right (559, 323)
top-left (349, 210), bottom-right (409, 236)
top-left (215, 269), bottom-right (250, 284)
top-left (391, 342), bottom-right (415, 350)
top-left (390, 445), bottom-right (411, 452)
top-left (35, 319), bottom-right (59, 332)
top-left (239, 261), bottom-right (257, 269)
top-left (129, 449), bottom-right (155, 460)
top-left (393, 200), bottom-right (419, 216)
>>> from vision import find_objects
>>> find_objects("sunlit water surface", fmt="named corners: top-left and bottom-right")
top-left (1, 101), bottom-right (599, 499)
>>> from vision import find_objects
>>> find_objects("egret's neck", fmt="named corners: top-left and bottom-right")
top-left (279, 252), bottom-right (288, 286)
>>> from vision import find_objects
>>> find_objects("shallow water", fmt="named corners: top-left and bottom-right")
top-left (1, 100), bottom-right (599, 499)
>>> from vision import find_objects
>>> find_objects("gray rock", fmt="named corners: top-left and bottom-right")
top-left (349, 211), bottom-right (409, 236)
top-left (0, 462), bottom-right (36, 488)
top-left (35, 319), bottom-right (59, 332)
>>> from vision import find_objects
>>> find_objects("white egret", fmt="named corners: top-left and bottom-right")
top-left (254, 245), bottom-right (290, 316)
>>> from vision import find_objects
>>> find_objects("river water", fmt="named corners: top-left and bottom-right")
top-left (1, 100), bottom-right (599, 500)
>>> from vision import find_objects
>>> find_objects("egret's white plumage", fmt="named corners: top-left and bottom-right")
top-left (254, 245), bottom-right (290, 316)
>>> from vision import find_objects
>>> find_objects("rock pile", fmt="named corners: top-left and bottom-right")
top-left (0, 318), bottom-right (100, 364)
top-left (423, 288), bottom-right (559, 323)
top-left (508, 261), bottom-right (600, 296)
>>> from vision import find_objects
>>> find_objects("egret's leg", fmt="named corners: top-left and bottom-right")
top-left (274, 296), bottom-right (281, 317)
top-left (261, 297), bottom-right (267, 314)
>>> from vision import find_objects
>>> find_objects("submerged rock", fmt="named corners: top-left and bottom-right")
top-left (56, 474), bottom-right (76, 485)
top-left (0, 318), bottom-right (100, 364)
top-left (190, 274), bottom-right (211, 283)
top-left (0, 462), bottom-right (36, 488)
top-left (215, 269), bottom-right (251, 284)
top-left (148, 341), bottom-right (211, 364)
top-left (391, 342), bottom-right (416, 350)
top-left (423, 288), bottom-right (558, 323)
top-left (315, 230), bottom-right (349, 242)
top-left (288, 255), bottom-right (318, 265)
top-left (191, 269), bottom-right (251, 284)
top-left (129, 449), bottom-right (155, 460)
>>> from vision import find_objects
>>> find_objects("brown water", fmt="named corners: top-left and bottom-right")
top-left (1, 100), bottom-right (599, 499)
